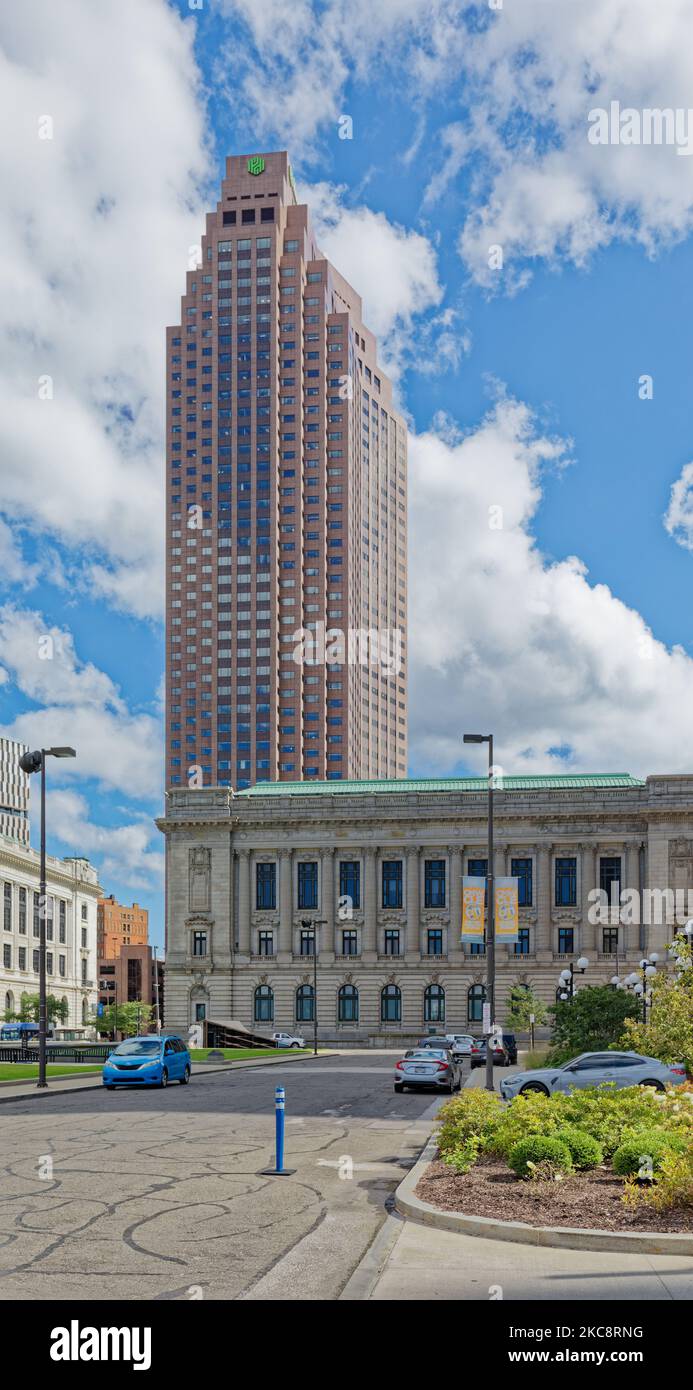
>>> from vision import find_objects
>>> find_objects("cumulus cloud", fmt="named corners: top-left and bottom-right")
top-left (664, 461), bottom-right (693, 552)
top-left (46, 789), bottom-right (163, 893)
top-left (0, 0), bottom-right (211, 618)
top-left (409, 397), bottom-right (693, 775)
top-left (0, 605), bottom-right (160, 801)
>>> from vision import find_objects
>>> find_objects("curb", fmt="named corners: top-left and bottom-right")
top-left (339, 1214), bottom-right (404, 1301)
top-left (394, 1135), bottom-right (693, 1256)
top-left (0, 1049), bottom-right (341, 1105)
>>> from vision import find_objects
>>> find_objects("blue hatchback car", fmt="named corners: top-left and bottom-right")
top-left (103, 1034), bottom-right (191, 1089)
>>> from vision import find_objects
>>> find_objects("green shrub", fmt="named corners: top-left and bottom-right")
top-left (441, 1135), bottom-right (482, 1175)
top-left (488, 1091), bottom-right (566, 1158)
top-left (508, 1135), bottom-right (573, 1179)
top-left (436, 1088), bottom-right (503, 1158)
top-left (553, 1087), bottom-right (676, 1157)
top-left (623, 1149), bottom-right (693, 1211)
top-left (612, 1130), bottom-right (687, 1178)
top-left (555, 1126), bottom-right (603, 1170)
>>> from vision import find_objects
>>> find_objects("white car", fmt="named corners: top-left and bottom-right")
top-left (272, 1031), bottom-right (306, 1049)
top-left (445, 1033), bottom-right (474, 1057)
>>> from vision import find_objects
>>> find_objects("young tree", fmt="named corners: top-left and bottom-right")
top-left (92, 1002), bottom-right (155, 1039)
top-left (505, 984), bottom-right (548, 1030)
top-left (9, 993), bottom-right (69, 1024)
top-left (620, 933), bottom-right (693, 1074)
top-left (547, 985), bottom-right (639, 1063)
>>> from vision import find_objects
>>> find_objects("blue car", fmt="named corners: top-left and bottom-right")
top-left (103, 1034), bottom-right (191, 1089)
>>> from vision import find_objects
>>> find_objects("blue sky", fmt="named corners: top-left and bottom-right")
top-left (3, 0), bottom-right (693, 949)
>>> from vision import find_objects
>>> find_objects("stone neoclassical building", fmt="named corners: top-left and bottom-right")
top-left (157, 773), bottom-right (693, 1045)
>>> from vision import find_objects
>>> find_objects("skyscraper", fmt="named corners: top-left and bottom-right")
top-left (166, 151), bottom-right (407, 790)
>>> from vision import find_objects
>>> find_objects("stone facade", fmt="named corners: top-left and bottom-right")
top-left (157, 774), bottom-right (693, 1045)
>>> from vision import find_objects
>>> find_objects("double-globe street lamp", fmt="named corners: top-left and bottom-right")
top-left (556, 956), bottom-right (590, 1002)
top-left (18, 747), bottom-right (76, 1089)
top-left (462, 734), bottom-right (495, 1093)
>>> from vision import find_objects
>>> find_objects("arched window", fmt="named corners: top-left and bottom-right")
top-left (467, 983), bottom-right (486, 1023)
top-left (296, 984), bottom-right (314, 1022)
top-left (424, 983), bottom-right (445, 1024)
top-left (380, 983), bottom-right (401, 1023)
top-left (254, 984), bottom-right (274, 1023)
top-left (338, 983), bottom-right (359, 1023)
top-left (5, 991), bottom-right (13, 1016)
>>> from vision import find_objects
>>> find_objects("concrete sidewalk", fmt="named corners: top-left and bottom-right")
top-left (0, 1049), bottom-right (340, 1104)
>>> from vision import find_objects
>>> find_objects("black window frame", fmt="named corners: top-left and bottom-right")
top-left (256, 861), bottom-right (276, 911)
top-left (511, 857), bottom-right (533, 907)
top-left (424, 859), bottom-right (446, 909)
top-left (297, 861), bottom-right (318, 910)
top-left (339, 860), bottom-right (360, 909)
top-left (381, 860), bottom-right (402, 909)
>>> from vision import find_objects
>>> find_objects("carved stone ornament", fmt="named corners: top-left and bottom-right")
top-left (189, 846), bottom-right (211, 913)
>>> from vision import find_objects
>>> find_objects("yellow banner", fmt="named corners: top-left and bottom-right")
top-left (495, 877), bottom-right (519, 941)
top-left (461, 876), bottom-right (486, 941)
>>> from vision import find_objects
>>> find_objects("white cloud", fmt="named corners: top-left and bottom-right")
top-left (46, 789), bottom-right (163, 893)
top-left (409, 397), bottom-right (693, 775)
top-left (0, 605), bottom-right (160, 801)
top-left (304, 180), bottom-right (445, 377)
top-left (0, 0), bottom-right (211, 618)
top-left (664, 461), bottom-right (693, 552)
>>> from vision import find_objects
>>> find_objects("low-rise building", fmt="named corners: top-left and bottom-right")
top-left (157, 774), bottom-right (693, 1045)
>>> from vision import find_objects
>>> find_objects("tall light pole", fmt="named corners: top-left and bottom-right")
top-left (463, 734), bottom-right (495, 1092)
top-left (18, 747), bottom-right (76, 1088)
top-left (557, 956), bottom-right (589, 1001)
top-left (302, 918), bottom-right (326, 1055)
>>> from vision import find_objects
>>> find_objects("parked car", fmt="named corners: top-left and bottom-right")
top-left (445, 1033), bottom-right (474, 1057)
top-left (394, 1049), bottom-right (463, 1094)
top-left (417, 1035), bottom-right (453, 1051)
top-left (502, 1033), bottom-right (518, 1064)
top-left (272, 1031), bottom-right (306, 1049)
top-left (470, 1037), bottom-right (509, 1068)
top-left (500, 1051), bottom-right (687, 1100)
top-left (103, 1034), bottom-right (191, 1089)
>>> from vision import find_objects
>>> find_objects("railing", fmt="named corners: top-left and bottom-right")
top-left (0, 1043), bottom-right (114, 1063)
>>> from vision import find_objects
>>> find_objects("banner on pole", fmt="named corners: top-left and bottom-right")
top-left (461, 876), bottom-right (486, 942)
top-left (494, 876), bottom-right (519, 943)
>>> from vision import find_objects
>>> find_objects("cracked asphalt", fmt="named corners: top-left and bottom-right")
top-left (0, 1051), bottom-right (443, 1301)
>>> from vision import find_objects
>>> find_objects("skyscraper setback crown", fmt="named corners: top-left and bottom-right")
top-left (166, 151), bottom-right (408, 791)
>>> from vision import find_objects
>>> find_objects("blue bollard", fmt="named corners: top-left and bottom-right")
top-left (260, 1083), bottom-right (296, 1176)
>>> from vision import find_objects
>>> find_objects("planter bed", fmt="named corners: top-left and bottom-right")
top-left (415, 1154), bottom-right (693, 1235)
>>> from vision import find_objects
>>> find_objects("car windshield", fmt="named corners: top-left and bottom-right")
top-left (406, 1050), bottom-right (446, 1060)
top-left (113, 1040), bottom-right (161, 1057)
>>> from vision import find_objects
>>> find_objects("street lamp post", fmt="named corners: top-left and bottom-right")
top-left (463, 734), bottom-right (495, 1092)
top-left (302, 918), bottom-right (326, 1056)
top-left (622, 954), bottom-right (659, 1023)
top-left (18, 747), bottom-right (76, 1089)
top-left (557, 956), bottom-right (589, 1002)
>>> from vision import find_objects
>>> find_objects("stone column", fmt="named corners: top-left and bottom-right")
top-left (363, 849), bottom-right (377, 956)
top-left (448, 846), bottom-right (463, 959)
top-left (322, 847), bottom-right (335, 956)
top-left (536, 843), bottom-right (553, 956)
top-left (237, 850), bottom-right (251, 956)
top-left (279, 848), bottom-right (292, 956)
top-left (580, 842), bottom-right (597, 955)
top-left (406, 847), bottom-right (420, 956)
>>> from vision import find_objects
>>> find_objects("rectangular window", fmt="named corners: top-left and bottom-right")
top-left (18, 947), bottom-right (26, 971)
top-left (33, 949), bottom-right (39, 972)
top-left (59, 900), bottom-right (66, 943)
top-left (300, 928), bottom-right (315, 956)
top-left (33, 892), bottom-right (40, 937)
top-left (555, 858), bottom-right (577, 907)
top-left (558, 926), bottom-right (574, 954)
top-left (192, 931), bottom-right (207, 957)
top-left (3, 883), bottom-right (11, 931)
top-left (341, 929), bottom-right (358, 956)
top-left (602, 927), bottom-right (619, 955)
top-left (18, 887), bottom-right (26, 934)
top-left (384, 928), bottom-right (400, 955)
top-left (599, 856), bottom-right (621, 902)
top-left (339, 861), bottom-right (360, 910)
top-left (297, 861), bottom-right (318, 910)
top-left (258, 931), bottom-right (274, 957)
top-left (424, 859), bottom-right (445, 908)
top-left (511, 857), bottom-right (533, 907)
top-left (427, 928), bottom-right (443, 956)
top-left (514, 927), bottom-right (530, 956)
top-left (381, 861), bottom-right (402, 909)
top-left (3, 943), bottom-right (10, 969)
top-left (256, 862), bottom-right (276, 910)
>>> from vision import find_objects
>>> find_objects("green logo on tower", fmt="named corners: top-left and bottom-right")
top-left (247, 155), bottom-right (265, 176)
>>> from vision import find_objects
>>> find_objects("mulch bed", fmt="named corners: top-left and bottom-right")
top-left (415, 1155), bottom-right (693, 1234)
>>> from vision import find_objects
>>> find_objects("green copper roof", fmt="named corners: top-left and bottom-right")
top-left (239, 774), bottom-right (644, 797)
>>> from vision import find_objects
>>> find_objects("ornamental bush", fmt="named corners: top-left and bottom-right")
top-left (623, 1150), bottom-right (693, 1212)
top-left (436, 1088), bottom-right (503, 1159)
top-left (508, 1135), bottom-right (573, 1179)
top-left (555, 1126), bottom-right (603, 1170)
top-left (612, 1130), bottom-right (688, 1178)
top-left (486, 1091), bottom-right (564, 1159)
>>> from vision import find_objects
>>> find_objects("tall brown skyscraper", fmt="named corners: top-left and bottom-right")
top-left (165, 151), bottom-right (407, 790)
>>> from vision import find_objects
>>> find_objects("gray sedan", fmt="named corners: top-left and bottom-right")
top-left (500, 1050), bottom-right (687, 1100)
top-left (394, 1048), bottom-right (463, 1094)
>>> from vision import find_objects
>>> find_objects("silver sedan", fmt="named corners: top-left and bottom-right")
top-left (394, 1048), bottom-right (463, 1094)
top-left (500, 1050), bottom-right (687, 1100)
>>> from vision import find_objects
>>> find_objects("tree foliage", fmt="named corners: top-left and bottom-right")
top-left (505, 983), bottom-right (548, 1029)
top-left (620, 933), bottom-right (693, 1074)
top-left (92, 1001), bottom-right (155, 1037)
top-left (547, 985), bottom-right (639, 1063)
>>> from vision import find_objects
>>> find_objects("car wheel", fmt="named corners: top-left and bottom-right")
top-left (106, 1085), bottom-right (115, 1091)
top-left (640, 1079), bottom-right (665, 1092)
top-left (394, 1084), bottom-right (404, 1093)
top-left (180, 1065), bottom-right (190, 1085)
top-left (160, 1068), bottom-right (169, 1088)
top-left (519, 1081), bottom-right (549, 1096)
top-left (291, 1042), bottom-right (299, 1049)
